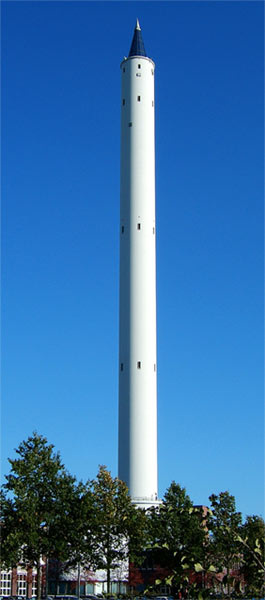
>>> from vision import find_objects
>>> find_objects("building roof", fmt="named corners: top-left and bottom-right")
top-left (128, 19), bottom-right (147, 57)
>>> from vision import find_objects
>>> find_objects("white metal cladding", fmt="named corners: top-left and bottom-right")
top-left (118, 54), bottom-right (158, 504)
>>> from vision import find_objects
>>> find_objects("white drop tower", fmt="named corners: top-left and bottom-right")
top-left (118, 20), bottom-right (160, 509)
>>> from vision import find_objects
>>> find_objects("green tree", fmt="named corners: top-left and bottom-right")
top-left (1, 489), bottom-right (23, 568)
top-left (46, 477), bottom-right (97, 594)
top-left (146, 482), bottom-right (207, 595)
top-left (1, 432), bottom-right (90, 600)
top-left (208, 492), bottom-right (242, 597)
top-left (238, 515), bottom-right (265, 597)
top-left (91, 465), bottom-right (146, 594)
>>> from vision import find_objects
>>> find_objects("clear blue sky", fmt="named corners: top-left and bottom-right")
top-left (2, 1), bottom-right (264, 520)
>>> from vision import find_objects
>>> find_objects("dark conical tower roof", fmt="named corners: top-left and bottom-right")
top-left (128, 19), bottom-right (147, 57)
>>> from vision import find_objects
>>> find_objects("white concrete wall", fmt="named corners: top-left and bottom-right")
top-left (118, 54), bottom-right (158, 504)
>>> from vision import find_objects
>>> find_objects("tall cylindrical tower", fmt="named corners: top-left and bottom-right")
top-left (118, 20), bottom-right (159, 508)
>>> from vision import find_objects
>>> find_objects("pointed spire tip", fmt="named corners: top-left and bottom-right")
top-left (129, 18), bottom-right (146, 57)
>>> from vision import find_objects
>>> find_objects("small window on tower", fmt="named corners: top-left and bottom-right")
top-left (152, 100), bottom-right (154, 107)
top-left (123, 99), bottom-right (125, 105)
top-left (123, 68), bottom-right (125, 73)
top-left (137, 361), bottom-right (141, 369)
top-left (154, 364), bottom-right (156, 372)
top-left (129, 122), bottom-right (132, 127)
top-left (151, 69), bottom-right (154, 75)
top-left (121, 226), bottom-right (124, 233)
top-left (121, 363), bottom-right (124, 371)
top-left (138, 64), bottom-right (141, 69)
top-left (137, 223), bottom-right (141, 230)
top-left (153, 227), bottom-right (155, 234)
top-left (137, 96), bottom-right (141, 102)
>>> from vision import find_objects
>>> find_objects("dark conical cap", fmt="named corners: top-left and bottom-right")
top-left (128, 19), bottom-right (147, 57)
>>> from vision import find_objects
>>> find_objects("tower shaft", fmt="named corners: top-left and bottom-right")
top-left (118, 25), bottom-right (159, 507)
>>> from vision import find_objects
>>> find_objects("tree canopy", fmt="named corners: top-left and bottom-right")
top-left (208, 491), bottom-right (242, 596)
top-left (145, 482), bottom-right (209, 595)
top-left (238, 515), bottom-right (265, 597)
top-left (1, 432), bottom-right (263, 599)
top-left (91, 465), bottom-right (147, 593)
top-left (1, 433), bottom-right (92, 600)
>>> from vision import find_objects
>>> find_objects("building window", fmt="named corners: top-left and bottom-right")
top-left (0, 572), bottom-right (11, 596)
top-left (121, 363), bottom-right (124, 371)
top-left (120, 584), bottom-right (128, 595)
top-left (154, 364), bottom-right (156, 371)
top-left (122, 99), bottom-right (125, 105)
top-left (137, 223), bottom-right (141, 230)
top-left (138, 64), bottom-right (141, 69)
top-left (151, 69), bottom-right (154, 75)
top-left (137, 96), bottom-right (141, 101)
top-left (152, 100), bottom-right (154, 106)
top-left (137, 361), bottom-right (141, 369)
top-left (17, 574), bottom-right (27, 597)
top-left (121, 225), bottom-right (124, 233)
top-left (123, 67), bottom-right (125, 72)
top-left (59, 583), bottom-right (67, 594)
top-left (32, 576), bottom-right (37, 598)
top-left (128, 122), bottom-right (132, 127)
top-left (136, 73), bottom-right (141, 77)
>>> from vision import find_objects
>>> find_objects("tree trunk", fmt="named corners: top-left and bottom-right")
top-left (227, 566), bottom-right (230, 598)
top-left (107, 566), bottom-right (111, 595)
top-left (77, 563), bottom-right (81, 599)
top-left (37, 558), bottom-right (42, 600)
top-left (45, 558), bottom-right (49, 597)
top-left (106, 534), bottom-right (111, 595)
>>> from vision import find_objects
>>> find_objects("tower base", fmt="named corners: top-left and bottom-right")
top-left (132, 496), bottom-right (162, 510)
